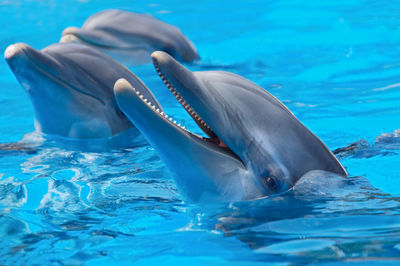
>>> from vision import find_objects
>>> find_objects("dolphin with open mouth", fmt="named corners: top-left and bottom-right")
top-left (60, 9), bottom-right (199, 65)
top-left (114, 51), bottom-right (347, 202)
top-left (4, 42), bottom-right (162, 139)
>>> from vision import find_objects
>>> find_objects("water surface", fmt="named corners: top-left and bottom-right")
top-left (0, 0), bottom-right (399, 264)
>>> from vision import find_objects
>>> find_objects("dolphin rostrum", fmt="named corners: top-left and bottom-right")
top-left (114, 51), bottom-right (347, 202)
top-left (60, 9), bottom-right (199, 65)
top-left (4, 42), bottom-right (162, 139)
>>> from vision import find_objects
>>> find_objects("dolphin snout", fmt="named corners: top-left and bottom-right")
top-left (114, 78), bottom-right (132, 96)
top-left (60, 34), bottom-right (80, 43)
top-left (151, 50), bottom-right (193, 80)
top-left (61, 27), bottom-right (80, 37)
top-left (4, 43), bottom-right (30, 60)
top-left (5, 43), bottom-right (62, 85)
top-left (151, 51), bottom-right (170, 65)
top-left (4, 45), bottom-right (16, 59)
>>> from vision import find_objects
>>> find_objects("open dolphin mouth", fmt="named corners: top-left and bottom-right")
top-left (152, 58), bottom-right (219, 141)
top-left (153, 57), bottom-right (233, 149)
top-left (121, 53), bottom-right (242, 162)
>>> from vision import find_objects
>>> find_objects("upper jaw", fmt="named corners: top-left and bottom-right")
top-left (151, 51), bottom-right (243, 161)
top-left (61, 27), bottom-right (112, 48)
top-left (61, 27), bottom-right (138, 50)
top-left (114, 51), bottom-right (244, 164)
top-left (151, 51), bottom-right (215, 138)
top-left (114, 78), bottom-right (241, 163)
top-left (5, 43), bottom-right (36, 67)
top-left (5, 43), bottom-right (61, 77)
top-left (5, 43), bottom-right (107, 106)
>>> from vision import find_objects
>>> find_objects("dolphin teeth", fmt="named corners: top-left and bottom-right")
top-left (156, 108), bottom-right (160, 112)
top-left (178, 123), bottom-right (181, 127)
top-left (161, 112), bottom-right (164, 115)
top-left (136, 91), bottom-right (140, 95)
top-left (154, 60), bottom-right (219, 138)
top-left (139, 95), bottom-right (143, 99)
top-left (169, 118), bottom-right (172, 121)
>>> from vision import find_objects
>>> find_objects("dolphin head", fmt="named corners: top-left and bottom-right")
top-left (4, 42), bottom-right (161, 139)
top-left (60, 10), bottom-right (199, 64)
top-left (114, 51), bottom-right (347, 202)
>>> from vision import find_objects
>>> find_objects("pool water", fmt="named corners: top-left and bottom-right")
top-left (1, 0), bottom-right (399, 264)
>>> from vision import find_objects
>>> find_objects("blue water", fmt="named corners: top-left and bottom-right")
top-left (1, 0), bottom-right (400, 264)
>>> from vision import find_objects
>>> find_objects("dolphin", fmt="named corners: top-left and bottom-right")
top-left (4, 42), bottom-right (162, 139)
top-left (60, 9), bottom-right (199, 65)
top-left (114, 51), bottom-right (347, 202)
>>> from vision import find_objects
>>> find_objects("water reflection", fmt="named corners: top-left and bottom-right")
top-left (334, 129), bottom-right (400, 159)
top-left (204, 172), bottom-right (400, 262)
top-left (0, 123), bottom-right (399, 264)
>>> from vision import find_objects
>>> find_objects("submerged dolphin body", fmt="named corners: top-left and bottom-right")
top-left (60, 9), bottom-right (199, 65)
top-left (4, 42), bottom-right (162, 139)
top-left (114, 51), bottom-right (347, 202)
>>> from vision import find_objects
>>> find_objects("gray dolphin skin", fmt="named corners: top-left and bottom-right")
top-left (4, 42), bottom-right (162, 139)
top-left (114, 51), bottom-right (347, 202)
top-left (60, 9), bottom-right (199, 65)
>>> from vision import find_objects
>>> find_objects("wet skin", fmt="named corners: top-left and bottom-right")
top-left (114, 51), bottom-right (347, 202)
top-left (5, 42), bottom-right (162, 139)
top-left (60, 9), bottom-right (199, 65)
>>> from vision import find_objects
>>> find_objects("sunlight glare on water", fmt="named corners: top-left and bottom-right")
top-left (0, 0), bottom-right (399, 264)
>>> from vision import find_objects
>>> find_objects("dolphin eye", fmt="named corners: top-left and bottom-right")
top-left (264, 176), bottom-right (279, 192)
